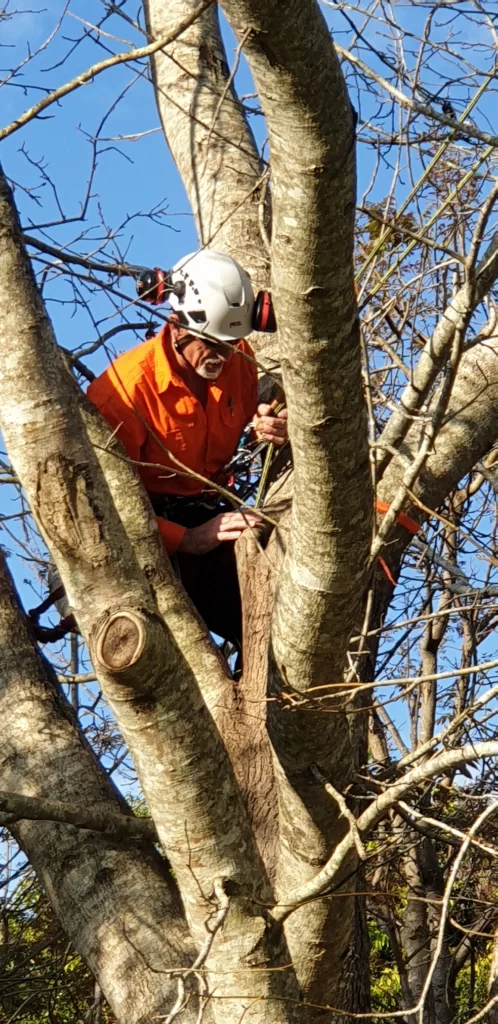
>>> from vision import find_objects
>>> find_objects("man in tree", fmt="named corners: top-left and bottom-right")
top-left (88, 248), bottom-right (288, 645)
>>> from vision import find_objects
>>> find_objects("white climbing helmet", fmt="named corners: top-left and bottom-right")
top-left (168, 249), bottom-right (255, 343)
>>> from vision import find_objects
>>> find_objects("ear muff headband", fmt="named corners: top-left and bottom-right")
top-left (155, 268), bottom-right (166, 305)
top-left (137, 268), bottom-right (166, 305)
top-left (253, 291), bottom-right (277, 333)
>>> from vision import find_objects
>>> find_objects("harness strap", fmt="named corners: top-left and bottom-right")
top-left (375, 499), bottom-right (421, 536)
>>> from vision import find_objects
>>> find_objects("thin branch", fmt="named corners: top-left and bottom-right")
top-left (272, 741), bottom-right (498, 921)
top-left (0, 1), bottom-right (216, 143)
top-left (336, 45), bottom-right (498, 151)
top-left (310, 763), bottom-right (367, 860)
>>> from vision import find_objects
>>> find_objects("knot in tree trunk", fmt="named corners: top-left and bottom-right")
top-left (95, 610), bottom-right (147, 672)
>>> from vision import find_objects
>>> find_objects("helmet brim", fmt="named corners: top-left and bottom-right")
top-left (175, 322), bottom-right (244, 346)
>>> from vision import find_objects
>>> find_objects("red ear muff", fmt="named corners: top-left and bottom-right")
top-left (136, 268), bottom-right (167, 305)
top-left (253, 290), bottom-right (277, 333)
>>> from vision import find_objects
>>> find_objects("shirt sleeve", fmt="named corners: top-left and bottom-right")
top-left (156, 517), bottom-right (188, 555)
top-left (87, 376), bottom-right (148, 466)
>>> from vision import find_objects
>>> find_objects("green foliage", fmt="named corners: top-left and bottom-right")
top-left (367, 909), bottom-right (494, 1024)
top-left (455, 952), bottom-right (491, 1023)
top-left (0, 864), bottom-right (115, 1024)
top-left (369, 917), bottom-right (402, 1021)
top-left (371, 966), bottom-right (402, 1016)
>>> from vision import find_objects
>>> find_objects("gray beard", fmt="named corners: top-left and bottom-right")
top-left (196, 359), bottom-right (224, 380)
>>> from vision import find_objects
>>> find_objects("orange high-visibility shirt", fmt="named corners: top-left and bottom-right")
top-left (87, 325), bottom-right (258, 553)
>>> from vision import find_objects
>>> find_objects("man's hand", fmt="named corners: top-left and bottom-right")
top-left (254, 404), bottom-right (288, 446)
top-left (177, 511), bottom-right (262, 556)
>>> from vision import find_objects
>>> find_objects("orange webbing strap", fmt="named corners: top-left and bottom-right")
top-left (375, 499), bottom-right (421, 536)
top-left (375, 499), bottom-right (421, 586)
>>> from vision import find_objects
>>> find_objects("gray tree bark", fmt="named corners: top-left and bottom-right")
top-left (0, 167), bottom-right (299, 1024)
top-left (144, 0), bottom-right (266, 274)
top-left (217, 3), bottom-right (372, 1016)
top-left (0, 551), bottom-right (198, 1024)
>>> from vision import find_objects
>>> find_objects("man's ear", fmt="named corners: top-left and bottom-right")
top-left (170, 318), bottom-right (192, 352)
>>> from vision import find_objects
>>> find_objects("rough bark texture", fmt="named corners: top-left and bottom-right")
top-left (218, 2), bottom-right (372, 1015)
top-left (233, 521), bottom-right (280, 873)
top-left (0, 552), bottom-right (197, 1024)
top-left (0, 168), bottom-right (299, 1024)
top-left (145, 0), bottom-right (265, 268)
top-left (377, 231), bottom-right (498, 475)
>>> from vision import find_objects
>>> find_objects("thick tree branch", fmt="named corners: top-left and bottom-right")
top-left (377, 227), bottom-right (498, 476)
top-left (220, 2), bottom-right (372, 1014)
top-left (222, 0), bottom-right (372, 690)
top-left (0, 167), bottom-right (298, 1023)
top-left (0, 551), bottom-right (197, 1024)
top-left (143, 0), bottom-right (269, 296)
top-left (0, 790), bottom-right (157, 841)
top-left (380, 331), bottom-right (498, 514)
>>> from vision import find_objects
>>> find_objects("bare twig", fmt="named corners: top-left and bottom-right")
top-left (0, 1), bottom-right (216, 142)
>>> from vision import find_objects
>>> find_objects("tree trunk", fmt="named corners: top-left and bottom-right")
top-left (0, 552), bottom-right (198, 1024)
top-left (143, 0), bottom-right (271, 300)
top-left (399, 835), bottom-right (453, 1024)
top-left (217, 3), bottom-right (371, 1014)
top-left (0, 167), bottom-right (299, 1024)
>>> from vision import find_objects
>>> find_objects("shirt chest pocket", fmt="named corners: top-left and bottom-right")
top-left (155, 397), bottom-right (198, 457)
top-left (145, 403), bottom-right (189, 459)
top-left (219, 394), bottom-right (246, 435)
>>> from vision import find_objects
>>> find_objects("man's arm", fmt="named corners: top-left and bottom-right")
top-left (157, 517), bottom-right (188, 555)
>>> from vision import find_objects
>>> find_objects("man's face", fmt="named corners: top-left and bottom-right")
top-left (178, 333), bottom-right (234, 380)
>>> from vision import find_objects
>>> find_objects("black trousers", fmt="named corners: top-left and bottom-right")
top-left (150, 495), bottom-right (242, 647)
